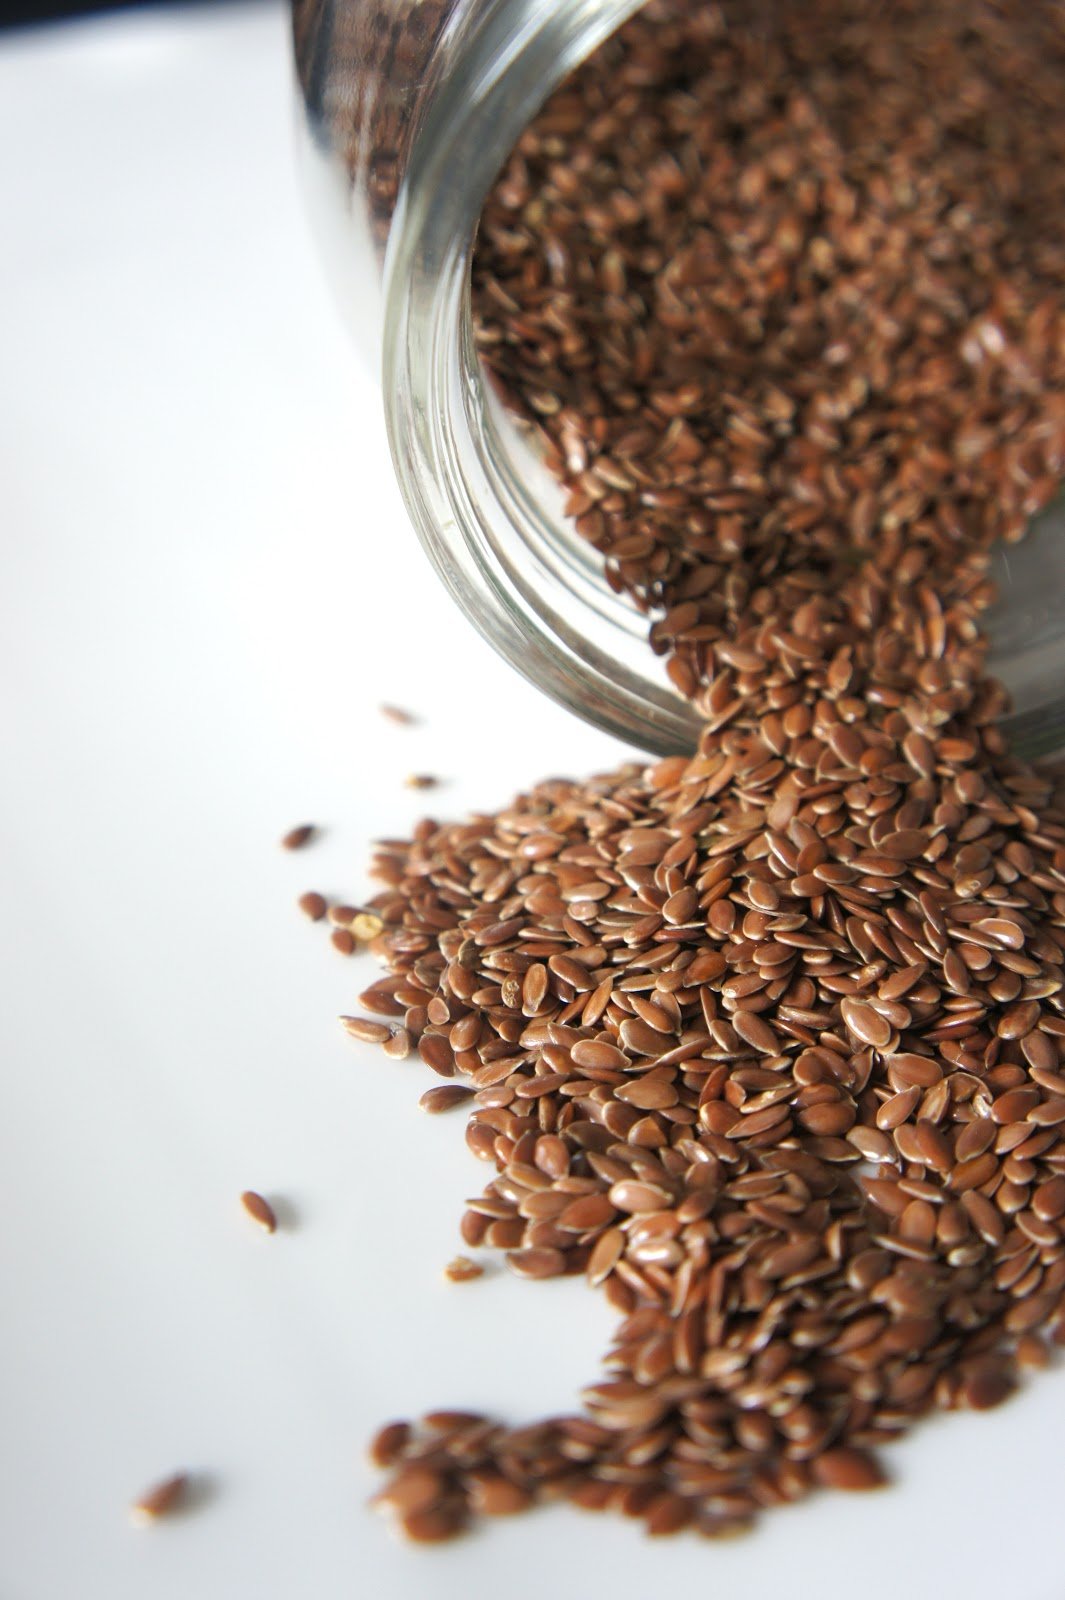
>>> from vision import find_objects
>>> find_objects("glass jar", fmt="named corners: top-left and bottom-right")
top-left (290, 0), bottom-right (1065, 760)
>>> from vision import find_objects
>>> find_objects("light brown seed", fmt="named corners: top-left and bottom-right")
top-left (443, 1256), bottom-right (484, 1283)
top-left (297, 891), bottom-right (327, 921)
top-left (420, 1085), bottom-right (475, 1114)
top-left (340, 1015), bottom-right (391, 1044)
top-left (418, 1035), bottom-right (456, 1077)
top-left (281, 824), bottom-right (316, 850)
top-left (608, 1180), bottom-right (671, 1213)
top-left (468, 1473), bottom-right (532, 1516)
top-left (328, 904), bottom-right (358, 927)
top-left (376, 1466), bottom-right (445, 1517)
top-left (506, 1247), bottom-right (566, 1279)
top-left (587, 1226), bottom-right (625, 1285)
top-left (240, 1190), bottom-right (277, 1233)
top-left (130, 1472), bottom-right (189, 1524)
top-left (557, 1194), bottom-right (615, 1232)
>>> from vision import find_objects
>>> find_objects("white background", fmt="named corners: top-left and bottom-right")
top-left (1, 6), bottom-right (1063, 1597)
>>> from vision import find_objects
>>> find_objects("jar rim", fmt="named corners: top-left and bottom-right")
top-left (381, 0), bottom-right (700, 755)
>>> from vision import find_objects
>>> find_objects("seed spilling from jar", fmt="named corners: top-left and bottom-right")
top-left (321, 0), bottom-right (1065, 1546)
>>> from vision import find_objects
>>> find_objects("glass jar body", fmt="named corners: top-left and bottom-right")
top-left (291, 0), bottom-right (1065, 760)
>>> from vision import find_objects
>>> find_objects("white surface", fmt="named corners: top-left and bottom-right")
top-left (1, 6), bottom-right (1064, 1597)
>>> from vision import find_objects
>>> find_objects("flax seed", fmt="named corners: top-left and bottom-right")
top-left (240, 1190), bottom-right (277, 1233)
top-left (443, 1256), bottom-right (484, 1283)
top-left (340, 1016), bottom-right (391, 1044)
top-left (281, 824), bottom-right (316, 851)
top-left (130, 1472), bottom-right (189, 1524)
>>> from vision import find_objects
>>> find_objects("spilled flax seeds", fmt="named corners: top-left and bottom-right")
top-left (337, 0), bottom-right (1065, 1543)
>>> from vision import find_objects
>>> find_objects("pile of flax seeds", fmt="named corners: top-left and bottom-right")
top-left (330, 0), bottom-right (1065, 1544)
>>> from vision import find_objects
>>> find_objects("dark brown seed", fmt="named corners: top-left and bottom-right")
top-left (840, 998), bottom-right (892, 1050)
top-left (331, 928), bottom-right (356, 956)
top-left (281, 824), bottom-right (316, 850)
top-left (962, 1361), bottom-right (1017, 1411)
top-left (240, 1190), bottom-right (277, 1233)
top-left (1033, 1177), bottom-right (1065, 1221)
top-left (880, 830), bottom-right (928, 861)
top-left (998, 1001), bottom-right (1041, 1040)
top-left (812, 1448), bottom-right (886, 1492)
top-left (761, 1237), bottom-right (822, 1279)
top-left (915, 1122), bottom-right (953, 1173)
top-left (297, 891), bottom-right (327, 921)
top-left (732, 1011), bottom-right (781, 1053)
top-left (369, 1421), bottom-right (411, 1467)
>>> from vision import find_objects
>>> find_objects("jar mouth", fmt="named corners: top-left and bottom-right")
top-left (382, 0), bottom-right (1065, 763)
top-left (382, 0), bottom-right (693, 756)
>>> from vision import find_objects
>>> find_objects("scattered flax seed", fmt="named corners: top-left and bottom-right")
top-left (240, 1190), bottom-right (277, 1233)
top-left (352, 911), bottom-right (385, 942)
top-left (328, 904), bottom-right (359, 927)
top-left (297, 890), bottom-right (327, 921)
top-left (340, 1015), bottom-right (392, 1044)
top-left (130, 1472), bottom-right (189, 1524)
top-left (330, 928), bottom-right (356, 956)
top-left (281, 824), bottom-right (316, 851)
top-left (369, 1421), bottom-right (411, 1467)
top-left (420, 1084), bottom-right (475, 1114)
top-left (380, 704), bottom-right (417, 726)
top-left (383, 1027), bottom-right (413, 1060)
top-left (444, 1256), bottom-right (484, 1283)
top-left (405, 774), bottom-right (440, 791)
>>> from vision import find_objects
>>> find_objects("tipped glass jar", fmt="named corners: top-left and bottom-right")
top-left (291, 0), bottom-right (1065, 758)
